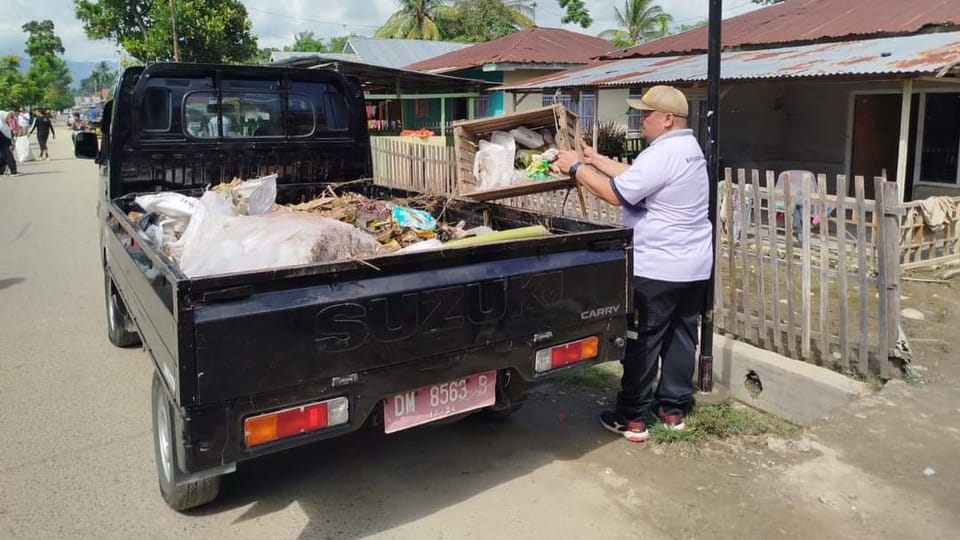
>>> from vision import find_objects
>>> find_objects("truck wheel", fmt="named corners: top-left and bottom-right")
top-left (105, 273), bottom-right (141, 347)
top-left (152, 372), bottom-right (221, 511)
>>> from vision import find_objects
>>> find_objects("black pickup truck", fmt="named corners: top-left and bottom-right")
top-left (74, 63), bottom-right (631, 511)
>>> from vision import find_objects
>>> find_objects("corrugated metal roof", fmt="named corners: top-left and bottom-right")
top-left (406, 27), bottom-right (616, 73)
top-left (270, 51), bottom-right (359, 63)
top-left (499, 32), bottom-right (960, 91)
top-left (605, 0), bottom-right (960, 59)
top-left (344, 38), bottom-right (469, 69)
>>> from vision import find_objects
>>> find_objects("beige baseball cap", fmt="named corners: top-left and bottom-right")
top-left (626, 85), bottom-right (689, 117)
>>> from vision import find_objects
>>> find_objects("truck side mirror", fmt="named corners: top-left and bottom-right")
top-left (74, 132), bottom-right (99, 159)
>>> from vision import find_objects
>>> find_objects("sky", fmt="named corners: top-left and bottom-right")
top-left (0, 0), bottom-right (764, 63)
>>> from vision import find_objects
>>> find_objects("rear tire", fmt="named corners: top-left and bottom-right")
top-left (104, 272), bottom-right (140, 347)
top-left (152, 372), bottom-right (221, 511)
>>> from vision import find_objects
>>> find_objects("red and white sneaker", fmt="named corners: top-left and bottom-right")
top-left (600, 411), bottom-right (649, 442)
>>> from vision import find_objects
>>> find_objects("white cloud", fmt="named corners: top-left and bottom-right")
top-left (0, 0), bottom-right (763, 62)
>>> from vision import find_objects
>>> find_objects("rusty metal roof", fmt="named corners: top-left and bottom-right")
top-left (498, 32), bottom-right (960, 91)
top-left (604, 0), bottom-right (960, 59)
top-left (405, 27), bottom-right (616, 73)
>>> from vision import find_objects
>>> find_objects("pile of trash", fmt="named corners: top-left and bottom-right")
top-left (128, 174), bottom-right (551, 277)
top-left (473, 126), bottom-right (563, 191)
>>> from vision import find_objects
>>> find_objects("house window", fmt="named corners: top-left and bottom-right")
top-left (543, 90), bottom-right (596, 130)
top-left (627, 88), bottom-right (643, 136)
top-left (474, 95), bottom-right (490, 118)
top-left (916, 92), bottom-right (960, 185)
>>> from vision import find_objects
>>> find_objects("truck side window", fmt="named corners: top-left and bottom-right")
top-left (143, 88), bottom-right (171, 131)
top-left (288, 94), bottom-right (314, 137)
top-left (184, 92), bottom-right (217, 138)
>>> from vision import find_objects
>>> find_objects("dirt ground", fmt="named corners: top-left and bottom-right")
top-left (547, 266), bottom-right (960, 539)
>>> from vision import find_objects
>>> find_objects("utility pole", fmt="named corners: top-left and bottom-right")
top-left (698, 0), bottom-right (722, 393)
top-left (531, 2), bottom-right (537, 25)
top-left (171, 0), bottom-right (181, 62)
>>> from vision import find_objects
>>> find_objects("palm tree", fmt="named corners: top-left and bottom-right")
top-left (599, 0), bottom-right (673, 48)
top-left (375, 0), bottom-right (458, 40)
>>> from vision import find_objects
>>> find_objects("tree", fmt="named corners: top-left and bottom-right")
top-left (0, 56), bottom-right (30, 110)
top-left (678, 20), bottom-right (707, 32)
top-left (328, 35), bottom-right (352, 53)
top-left (74, 0), bottom-right (258, 64)
top-left (558, 0), bottom-right (592, 28)
top-left (598, 0), bottom-right (673, 48)
top-left (79, 61), bottom-right (117, 95)
top-left (445, 0), bottom-right (535, 42)
top-left (284, 31), bottom-right (328, 52)
top-left (374, 0), bottom-right (458, 40)
top-left (21, 20), bottom-right (73, 110)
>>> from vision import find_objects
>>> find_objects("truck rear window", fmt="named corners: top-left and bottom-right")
top-left (183, 88), bottom-right (345, 139)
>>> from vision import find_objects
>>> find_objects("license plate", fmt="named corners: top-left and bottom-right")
top-left (383, 371), bottom-right (496, 434)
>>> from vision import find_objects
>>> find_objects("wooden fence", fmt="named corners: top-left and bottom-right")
top-left (898, 196), bottom-right (960, 269)
top-left (371, 139), bottom-right (912, 378)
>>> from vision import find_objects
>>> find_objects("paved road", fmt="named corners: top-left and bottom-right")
top-left (0, 133), bottom-right (656, 539)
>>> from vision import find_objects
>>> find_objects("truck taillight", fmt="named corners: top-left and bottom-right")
top-left (244, 397), bottom-right (349, 447)
top-left (535, 336), bottom-right (600, 373)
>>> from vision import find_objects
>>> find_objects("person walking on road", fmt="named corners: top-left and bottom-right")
top-left (552, 85), bottom-right (713, 442)
top-left (0, 111), bottom-right (20, 176)
top-left (29, 109), bottom-right (56, 160)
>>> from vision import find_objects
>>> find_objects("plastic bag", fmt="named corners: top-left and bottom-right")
top-left (232, 173), bottom-right (277, 215)
top-left (474, 140), bottom-right (507, 191)
top-left (178, 211), bottom-right (384, 277)
top-left (15, 136), bottom-right (34, 163)
top-left (509, 126), bottom-right (544, 149)
top-left (173, 191), bottom-right (237, 264)
top-left (490, 131), bottom-right (516, 186)
top-left (392, 206), bottom-right (437, 231)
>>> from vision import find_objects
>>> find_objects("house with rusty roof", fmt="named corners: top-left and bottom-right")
top-left (405, 27), bottom-right (615, 122)
top-left (498, 0), bottom-right (960, 201)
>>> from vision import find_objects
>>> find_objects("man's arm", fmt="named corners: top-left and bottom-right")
top-left (570, 164), bottom-right (621, 206)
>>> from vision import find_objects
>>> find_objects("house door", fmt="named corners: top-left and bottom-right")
top-left (850, 94), bottom-right (901, 198)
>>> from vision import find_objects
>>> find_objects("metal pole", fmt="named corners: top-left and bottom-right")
top-left (698, 0), bottom-right (723, 392)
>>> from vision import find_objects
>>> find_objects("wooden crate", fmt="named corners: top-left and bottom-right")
top-left (453, 104), bottom-right (581, 201)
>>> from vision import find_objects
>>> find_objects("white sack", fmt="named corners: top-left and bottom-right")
top-left (15, 136), bottom-right (34, 163)
top-left (232, 173), bottom-right (277, 215)
top-left (178, 210), bottom-right (383, 278)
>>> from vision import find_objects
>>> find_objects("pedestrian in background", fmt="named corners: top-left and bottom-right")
top-left (5, 110), bottom-right (18, 141)
top-left (553, 85), bottom-right (712, 442)
top-left (17, 108), bottom-right (31, 136)
top-left (0, 111), bottom-right (20, 176)
top-left (29, 109), bottom-right (56, 160)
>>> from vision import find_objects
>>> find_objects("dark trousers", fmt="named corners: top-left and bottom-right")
top-left (617, 276), bottom-right (707, 420)
top-left (0, 143), bottom-right (16, 174)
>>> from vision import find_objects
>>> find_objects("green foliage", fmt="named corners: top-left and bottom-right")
top-left (328, 36), bottom-right (352, 53)
top-left (284, 31), bottom-right (328, 52)
top-left (678, 20), bottom-right (707, 32)
top-left (558, 0), bottom-right (592, 28)
top-left (15, 21), bottom-right (73, 110)
top-left (78, 61), bottom-right (117, 96)
top-left (375, 0), bottom-right (458, 40)
top-left (445, 0), bottom-right (535, 42)
top-left (599, 0), bottom-right (673, 48)
top-left (586, 120), bottom-right (627, 160)
top-left (74, 0), bottom-right (258, 64)
top-left (650, 402), bottom-right (799, 445)
top-left (0, 56), bottom-right (30, 110)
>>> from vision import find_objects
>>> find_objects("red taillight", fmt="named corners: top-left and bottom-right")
top-left (245, 397), bottom-right (348, 447)
top-left (535, 336), bottom-right (600, 373)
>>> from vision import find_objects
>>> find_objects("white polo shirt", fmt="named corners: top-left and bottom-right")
top-left (611, 129), bottom-right (713, 282)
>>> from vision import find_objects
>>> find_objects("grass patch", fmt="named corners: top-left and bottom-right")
top-left (650, 401), bottom-right (799, 445)
top-left (553, 362), bottom-right (622, 392)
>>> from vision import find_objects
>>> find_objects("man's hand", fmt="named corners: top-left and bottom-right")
top-left (579, 139), bottom-right (599, 165)
top-left (552, 149), bottom-right (580, 175)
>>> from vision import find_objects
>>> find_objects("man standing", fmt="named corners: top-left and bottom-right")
top-left (0, 111), bottom-right (20, 176)
top-left (553, 86), bottom-right (712, 442)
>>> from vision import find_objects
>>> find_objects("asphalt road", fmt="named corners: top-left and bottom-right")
top-left (0, 132), bottom-right (655, 540)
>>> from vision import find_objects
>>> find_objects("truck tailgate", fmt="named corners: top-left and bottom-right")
top-left (192, 248), bottom-right (627, 403)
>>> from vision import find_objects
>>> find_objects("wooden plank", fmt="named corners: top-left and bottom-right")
top-left (818, 174), bottom-right (830, 363)
top-left (801, 173), bottom-right (812, 361)
top-left (752, 170), bottom-right (766, 346)
top-left (836, 175), bottom-right (850, 372)
top-left (876, 179), bottom-right (902, 379)
top-left (855, 176), bottom-right (870, 375)
top-left (738, 169), bottom-right (751, 340)
top-left (715, 172), bottom-right (725, 333)
top-left (724, 169), bottom-right (736, 336)
top-left (784, 173), bottom-right (796, 357)
top-left (766, 170), bottom-right (782, 353)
